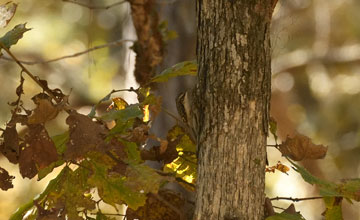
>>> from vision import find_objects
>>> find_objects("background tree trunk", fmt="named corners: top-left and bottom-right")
top-left (194, 1), bottom-right (274, 219)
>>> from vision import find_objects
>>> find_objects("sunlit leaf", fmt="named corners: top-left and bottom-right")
top-left (164, 125), bottom-right (196, 185)
top-left (101, 104), bottom-right (144, 122)
top-left (151, 60), bottom-right (197, 83)
top-left (266, 161), bottom-right (290, 174)
top-left (107, 97), bottom-right (128, 111)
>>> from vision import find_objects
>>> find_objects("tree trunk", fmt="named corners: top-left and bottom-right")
top-left (194, 1), bottom-right (274, 219)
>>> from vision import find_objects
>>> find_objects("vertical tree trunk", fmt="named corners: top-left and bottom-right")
top-left (194, 1), bottom-right (274, 219)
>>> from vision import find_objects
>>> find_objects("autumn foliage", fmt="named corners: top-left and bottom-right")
top-left (0, 1), bottom-right (359, 220)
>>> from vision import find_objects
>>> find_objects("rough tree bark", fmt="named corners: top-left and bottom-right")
top-left (193, 0), bottom-right (275, 219)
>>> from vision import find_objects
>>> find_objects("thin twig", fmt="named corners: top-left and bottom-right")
top-left (0, 39), bottom-right (135, 65)
top-left (267, 144), bottom-right (280, 148)
top-left (89, 212), bottom-right (126, 216)
top-left (63, 0), bottom-right (177, 9)
top-left (270, 196), bottom-right (323, 202)
top-left (272, 205), bottom-right (286, 210)
top-left (63, 0), bottom-right (129, 10)
top-left (0, 42), bottom-right (60, 102)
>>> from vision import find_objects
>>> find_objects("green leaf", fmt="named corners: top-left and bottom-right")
top-left (289, 159), bottom-right (338, 196)
top-left (125, 163), bottom-right (167, 195)
top-left (168, 125), bottom-right (196, 153)
top-left (101, 104), bottom-right (143, 122)
top-left (323, 197), bottom-right (343, 220)
top-left (269, 117), bottom-right (278, 142)
top-left (123, 141), bottom-right (142, 164)
top-left (52, 131), bottom-right (69, 154)
top-left (88, 160), bottom-right (147, 210)
top-left (0, 23), bottom-right (31, 50)
top-left (164, 125), bottom-right (197, 184)
top-left (88, 92), bottom-right (112, 118)
top-left (108, 118), bottom-right (134, 137)
top-left (266, 212), bottom-right (305, 220)
top-left (62, 166), bottom-right (95, 219)
top-left (37, 159), bottom-right (65, 181)
top-left (9, 168), bottom-right (67, 220)
top-left (338, 179), bottom-right (360, 201)
top-left (151, 60), bottom-right (197, 83)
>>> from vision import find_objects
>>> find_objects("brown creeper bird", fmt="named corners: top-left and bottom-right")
top-left (176, 90), bottom-right (197, 143)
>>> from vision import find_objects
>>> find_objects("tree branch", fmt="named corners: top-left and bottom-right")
top-left (62, 0), bottom-right (177, 9)
top-left (0, 42), bottom-right (61, 103)
top-left (0, 39), bottom-right (135, 65)
top-left (62, 0), bottom-right (129, 10)
top-left (272, 44), bottom-right (360, 75)
top-left (270, 196), bottom-right (323, 202)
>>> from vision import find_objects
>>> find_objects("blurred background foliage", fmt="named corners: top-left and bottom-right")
top-left (0, 0), bottom-right (360, 219)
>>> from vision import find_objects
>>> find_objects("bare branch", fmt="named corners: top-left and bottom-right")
top-left (272, 44), bottom-right (360, 75)
top-left (62, 0), bottom-right (129, 10)
top-left (270, 196), bottom-right (323, 202)
top-left (0, 42), bottom-right (61, 103)
top-left (62, 0), bottom-right (177, 9)
top-left (0, 39), bottom-right (135, 65)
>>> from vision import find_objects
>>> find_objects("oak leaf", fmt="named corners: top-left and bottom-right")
top-left (64, 112), bottom-right (109, 160)
top-left (28, 94), bottom-right (59, 124)
top-left (0, 167), bottom-right (14, 191)
top-left (279, 134), bottom-right (327, 161)
top-left (19, 124), bottom-right (58, 179)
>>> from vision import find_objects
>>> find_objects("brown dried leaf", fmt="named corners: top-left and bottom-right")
top-left (129, 124), bottom-right (149, 144)
top-left (279, 134), bottom-right (327, 161)
top-left (0, 167), bottom-right (14, 191)
top-left (19, 124), bottom-right (58, 179)
top-left (28, 94), bottom-right (59, 124)
top-left (64, 112), bottom-right (108, 160)
top-left (0, 2), bottom-right (17, 28)
top-left (0, 124), bottom-right (19, 163)
top-left (9, 74), bottom-right (24, 107)
top-left (282, 204), bottom-right (298, 215)
top-left (265, 161), bottom-right (290, 174)
top-left (130, 0), bottom-right (164, 85)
